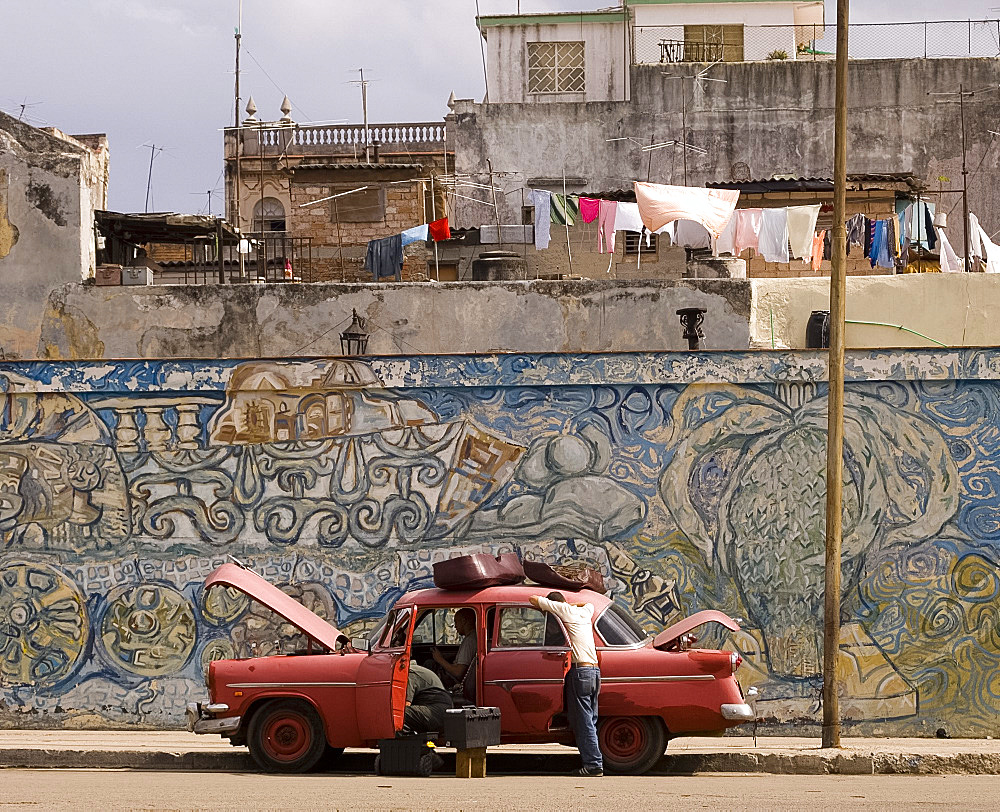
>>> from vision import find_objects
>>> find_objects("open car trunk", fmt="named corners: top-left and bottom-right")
top-left (652, 610), bottom-right (740, 651)
top-left (204, 563), bottom-right (345, 652)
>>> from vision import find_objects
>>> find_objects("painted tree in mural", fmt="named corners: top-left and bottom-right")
top-left (659, 381), bottom-right (960, 719)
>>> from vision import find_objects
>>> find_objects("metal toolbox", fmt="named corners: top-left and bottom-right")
top-left (123, 266), bottom-right (153, 286)
top-left (443, 706), bottom-right (502, 750)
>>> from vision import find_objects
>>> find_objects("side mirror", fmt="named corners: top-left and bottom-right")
top-left (351, 637), bottom-right (372, 653)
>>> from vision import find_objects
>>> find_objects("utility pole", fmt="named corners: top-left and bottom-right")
top-left (960, 84), bottom-right (972, 273)
top-left (487, 159), bottom-right (503, 250)
top-left (822, 0), bottom-right (849, 752)
top-left (235, 0), bottom-right (245, 279)
top-left (356, 69), bottom-right (371, 164)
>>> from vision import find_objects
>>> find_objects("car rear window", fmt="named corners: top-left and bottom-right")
top-left (597, 603), bottom-right (649, 646)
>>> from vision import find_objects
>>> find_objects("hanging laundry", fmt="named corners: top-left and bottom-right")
top-left (428, 217), bottom-right (451, 241)
top-left (365, 234), bottom-right (403, 282)
top-left (673, 219), bottom-right (711, 249)
top-left (613, 202), bottom-right (649, 246)
top-left (845, 213), bottom-right (866, 256)
top-left (734, 209), bottom-right (762, 256)
top-left (937, 226), bottom-right (962, 272)
top-left (579, 197), bottom-right (601, 224)
top-left (869, 220), bottom-right (894, 270)
top-left (891, 215), bottom-right (902, 258)
top-left (401, 224), bottom-right (429, 247)
top-left (864, 218), bottom-right (875, 259)
top-left (550, 194), bottom-right (580, 226)
top-left (907, 201), bottom-right (937, 250)
top-left (714, 214), bottom-right (737, 256)
top-left (970, 213), bottom-right (1000, 273)
top-left (787, 205), bottom-right (821, 261)
top-left (530, 190), bottom-right (552, 250)
top-left (758, 208), bottom-right (790, 263)
top-left (633, 182), bottom-right (740, 238)
top-left (598, 199), bottom-right (618, 254)
top-left (823, 230), bottom-right (832, 261)
top-left (811, 230), bottom-right (826, 272)
top-left (901, 206), bottom-right (912, 258)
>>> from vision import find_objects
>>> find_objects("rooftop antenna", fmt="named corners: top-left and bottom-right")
top-left (141, 143), bottom-right (164, 213)
top-left (16, 97), bottom-right (42, 122)
top-left (349, 69), bottom-right (373, 163)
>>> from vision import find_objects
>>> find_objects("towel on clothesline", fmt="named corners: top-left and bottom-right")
top-left (787, 205), bottom-right (821, 261)
top-left (550, 193), bottom-right (580, 226)
top-left (401, 224), bottom-right (429, 247)
top-left (633, 181), bottom-right (739, 238)
top-left (758, 208), bottom-right (790, 264)
top-left (579, 197), bottom-right (601, 224)
top-left (428, 217), bottom-right (451, 242)
top-left (530, 190), bottom-right (552, 250)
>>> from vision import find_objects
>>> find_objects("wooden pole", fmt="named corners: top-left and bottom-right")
top-left (960, 85), bottom-right (972, 273)
top-left (822, 0), bottom-right (849, 751)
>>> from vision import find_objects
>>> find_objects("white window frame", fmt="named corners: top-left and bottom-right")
top-left (526, 41), bottom-right (586, 95)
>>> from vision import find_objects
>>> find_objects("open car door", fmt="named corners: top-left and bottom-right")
top-left (355, 606), bottom-right (416, 742)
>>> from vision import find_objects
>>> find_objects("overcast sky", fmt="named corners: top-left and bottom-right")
top-left (2, 1), bottom-right (996, 213)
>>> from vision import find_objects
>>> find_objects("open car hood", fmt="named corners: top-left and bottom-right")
top-left (653, 610), bottom-right (741, 651)
top-left (204, 563), bottom-right (345, 652)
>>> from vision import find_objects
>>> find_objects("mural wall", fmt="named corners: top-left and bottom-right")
top-left (1, 350), bottom-right (999, 735)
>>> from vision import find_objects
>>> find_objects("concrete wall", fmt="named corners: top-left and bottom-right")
top-left (0, 113), bottom-right (105, 360)
top-left (484, 20), bottom-right (629, 104)
top-left (36, 279), bottom-right (750, 359)
top-left (1, 348), bottom-right (999, 735)
top-left (751, 273), bottom-right (1000, 349)
top-left (453, 58), bottom-right (1000, 256)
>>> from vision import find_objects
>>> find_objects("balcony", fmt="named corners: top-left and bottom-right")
top-left (233, 121), bottom-right (449, 159)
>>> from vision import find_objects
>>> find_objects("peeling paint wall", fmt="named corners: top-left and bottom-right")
top-left (37, 279), bottom-right (752, 359)
top-left (1, 349), bottom-right (999, 735)
top-left (0, 113), bottom-right (106, 360)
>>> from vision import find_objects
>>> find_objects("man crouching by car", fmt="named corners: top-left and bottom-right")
top-left (404, 663), bottom-right (453, 733)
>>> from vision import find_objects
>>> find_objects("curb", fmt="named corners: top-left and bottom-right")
top-left (3, 748), bottom-right (1000, 775)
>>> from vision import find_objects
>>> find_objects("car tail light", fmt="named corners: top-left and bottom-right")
top-left (207, 661), bottom-right (217, 695)
top-left (730, 652), bottom-right (743, 674)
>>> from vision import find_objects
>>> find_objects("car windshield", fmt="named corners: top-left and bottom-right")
top-left (596, 603), bottom-right (650, 646)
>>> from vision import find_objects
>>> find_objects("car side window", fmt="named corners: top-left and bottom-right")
top-left (411, 608), bottom-right (465, 645)
top-left (495, 606), bottom-right (567, 648)
top-left (377, 607), bottom-right (412, 650)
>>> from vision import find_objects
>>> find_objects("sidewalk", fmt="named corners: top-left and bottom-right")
top-left (1, 731), bottom-right (998, 775)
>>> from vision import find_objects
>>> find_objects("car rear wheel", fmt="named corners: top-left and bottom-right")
top-left (597, 716), bottom-right (666, 775)
top-left (248, 699), bottom-right (327, 774)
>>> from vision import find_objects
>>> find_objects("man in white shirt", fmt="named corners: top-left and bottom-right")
top-left (529, 591), bottom-right (603, 776)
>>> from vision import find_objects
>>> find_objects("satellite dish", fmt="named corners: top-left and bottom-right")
top-left (731, 161), bottom-right (751, 183)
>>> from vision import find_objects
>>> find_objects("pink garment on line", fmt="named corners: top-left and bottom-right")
top-left (811, 230), bottom-right (826, 272)
top-left (633, 181), bottom-right (740, 239)
top-left (598, 200), bottom-right (618, 254)
top-left (579, 197), bottom-right (601, 224)
top-left (734, 209), bottom-right (763, 256)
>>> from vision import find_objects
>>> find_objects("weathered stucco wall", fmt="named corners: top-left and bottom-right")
top-left (0, 113), bottom-right (105, 359)
top-left (1, 349), bottom-right (999, 735)
top-left (454, 58), bottom-right (1000, 252)
top-left (37, 279), bottom-right (752, 359)
top-left (751, 274), bottom-right (1000, 349)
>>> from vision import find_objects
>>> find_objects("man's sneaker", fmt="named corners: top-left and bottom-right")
top-left (576, 766), bottom-right (604, 777)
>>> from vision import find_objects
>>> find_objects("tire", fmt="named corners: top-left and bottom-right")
top-left (247, 699), bottom-right (327, 774)
top-left (373, 754), bottom-right (382, 776)
top-left (416, 752), bottom-right (435, 777)
top-left (597, 716), bottom-right (667, 775)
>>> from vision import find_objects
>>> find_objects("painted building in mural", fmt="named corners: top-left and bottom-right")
top-left (0, 350), bottom-right (998, 735)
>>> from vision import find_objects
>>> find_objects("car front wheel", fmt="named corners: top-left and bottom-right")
top-left (248, 699), bottom-right (327, 773)
top-left (597, 716), bottom-right (666, 775)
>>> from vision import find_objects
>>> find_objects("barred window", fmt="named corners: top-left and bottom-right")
top-left (527, 41), bottom-right (585, 94)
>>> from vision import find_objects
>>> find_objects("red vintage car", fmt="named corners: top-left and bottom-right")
top-left (188, 563), bottom-right (754, 775)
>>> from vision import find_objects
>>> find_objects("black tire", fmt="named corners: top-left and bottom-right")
top-left (373, 754), bottom-right (383, 776)
top-left (416, 752), bottom-right (435, 777)
top-left (597, 716), bottom-right (667, 775)
top-left (247, 699), bottom-right (327, 774)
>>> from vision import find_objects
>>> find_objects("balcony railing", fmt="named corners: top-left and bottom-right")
top-left (634, 20), bottom-right (1000, 64)
top-left (237, 121), bottom-right (448, 158)
top-left (152, 234), bottom-right (316, 285)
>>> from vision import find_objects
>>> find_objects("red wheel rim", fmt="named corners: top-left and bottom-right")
top-left (600, 718), bottom-right (647, 762)
top-left (261, 712), bottom-right (312, 762)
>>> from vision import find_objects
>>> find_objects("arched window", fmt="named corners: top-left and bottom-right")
top-left (252, 197), bottom-right (286, 233)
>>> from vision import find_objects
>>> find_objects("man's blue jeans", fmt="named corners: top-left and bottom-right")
top-left (565, 665), bottom-right (602, 770)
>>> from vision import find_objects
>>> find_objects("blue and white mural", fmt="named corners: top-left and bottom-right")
top-left (1, 350), bottom-right (999, 734)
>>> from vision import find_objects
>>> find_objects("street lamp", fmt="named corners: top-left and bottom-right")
top-left (340, 309), bottom-right (370, 356)
top-left (677, 307), bottom-right (706, 350)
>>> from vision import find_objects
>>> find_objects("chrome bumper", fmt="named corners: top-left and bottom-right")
top-left (721, 702), bottom-right (756, 722)
top-left (187, 702), bottom-right (241, 735)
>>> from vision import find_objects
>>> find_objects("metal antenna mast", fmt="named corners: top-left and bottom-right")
top-left (349, 69), bottom-right (373, 164)
top-left (143, 143), bottom-right (163, 213)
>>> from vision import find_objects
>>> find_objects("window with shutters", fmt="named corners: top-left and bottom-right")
top-left (527, 41), bottom-right (586, 94)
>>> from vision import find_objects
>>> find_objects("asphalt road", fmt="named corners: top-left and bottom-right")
top-left (4, 770), bottom-right (1000, 811)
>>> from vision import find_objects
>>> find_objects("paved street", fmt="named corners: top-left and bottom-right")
top-left (4, 769), bottom-right (1000, 811)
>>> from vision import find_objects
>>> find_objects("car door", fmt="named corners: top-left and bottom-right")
top-left (481, 603), bottom-right (571, 735)
top-left (355, 605), bottom-right (415, 741)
